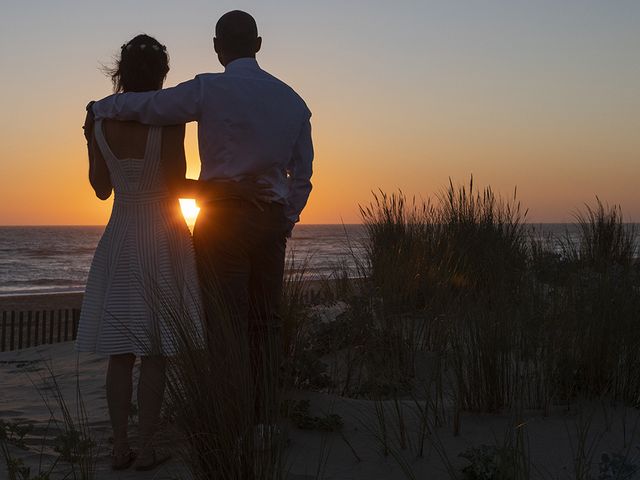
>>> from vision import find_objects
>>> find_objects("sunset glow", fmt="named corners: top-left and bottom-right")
top-left (0, 2), bottom-right (639, 225)
top-left (179, 198), bottom-right (200, 227)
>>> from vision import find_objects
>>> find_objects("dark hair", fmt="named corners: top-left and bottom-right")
top-left (109, 34), bottom-right (169, 93)
top-left (215, 10), bottom-right (258, 55)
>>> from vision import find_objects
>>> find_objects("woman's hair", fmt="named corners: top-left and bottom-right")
top-left (108, 34), bottom-right (170, 93)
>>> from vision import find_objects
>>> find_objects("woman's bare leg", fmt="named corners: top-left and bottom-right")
top-left (136, 355), bottom-right (167, 464)
top-left (106, 354), bottom-right (136, 456)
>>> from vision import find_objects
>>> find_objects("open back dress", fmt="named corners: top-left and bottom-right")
top-left (76, 120), bottom-right (203, 356)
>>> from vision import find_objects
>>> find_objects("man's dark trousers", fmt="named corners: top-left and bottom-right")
top-left (193, 198), bottom-right (288, 422)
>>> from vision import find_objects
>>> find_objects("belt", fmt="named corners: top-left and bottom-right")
top-left (114, 191), bottom-right (172, 205)
top-left (200, 197), bottom-right (285, 207)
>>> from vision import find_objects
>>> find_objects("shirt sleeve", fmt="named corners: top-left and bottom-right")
top-left (285, 114), bottom-right (314, 226)
top-left (91, 76), bottom-right (204, 125)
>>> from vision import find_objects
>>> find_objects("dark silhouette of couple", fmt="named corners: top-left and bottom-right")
top-left (77, 10), bottom-right (313, 471)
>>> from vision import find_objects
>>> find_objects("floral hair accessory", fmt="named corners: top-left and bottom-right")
top-left (121, 43), bottom-right (166, 52)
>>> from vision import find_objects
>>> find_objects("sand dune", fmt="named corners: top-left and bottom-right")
top-left (2, 340), bottom-right (640, 479)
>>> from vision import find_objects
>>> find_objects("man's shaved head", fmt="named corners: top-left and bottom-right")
top-left (216, 10), bottom-right (258, 41)
top-left (214, 10), bottom-right (261, 65)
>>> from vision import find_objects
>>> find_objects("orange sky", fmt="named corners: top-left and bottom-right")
top-left (1, 1), bottom-right (639, 225)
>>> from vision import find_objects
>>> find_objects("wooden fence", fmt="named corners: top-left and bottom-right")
top-left (0, 309), bottom-right (80, 353)
top-left (0, 282), bottom-right (338, 354)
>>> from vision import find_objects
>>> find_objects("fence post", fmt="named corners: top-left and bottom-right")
top-left (72, 309), bottom-right (79, 340)
top-left (10, 311), bottom-right (16, 351)
top-left (1, 311), bottom-right (6, 352)
top-left (49, 310), bottom-right (54, 344)
top-left (34, 311), bottom-right (40, 347)
top-left (64, 309), bottom-right (69, 342)
top-left (26, 311), bottom-right (32, 348)
top-left (56, 309), bottom-right (62, 343)
top-left (17, 312), bottom-right (24, 350)
top-left (42, 310), bottom-right (47, 345)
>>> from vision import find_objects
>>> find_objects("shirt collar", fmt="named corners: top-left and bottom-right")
top-left (224, 57), bottom-right (260, 73)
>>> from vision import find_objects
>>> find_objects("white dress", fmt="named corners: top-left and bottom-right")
top-left (76, 120), bottom-right (203, 356)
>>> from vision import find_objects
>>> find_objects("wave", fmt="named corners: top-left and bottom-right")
top-left (0, 279), bottom-right (83, 287)
top-left (0, 286), bottom-right (85, 296)
top-left (15, 248), bottom-right (96, 258)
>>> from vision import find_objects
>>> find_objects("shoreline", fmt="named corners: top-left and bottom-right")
top-left (0, 274), bottom-right (356, 311)
top-left (0, 288), bottom-right (84, 297)
top-left (0, 278), bottom-right (337, 313)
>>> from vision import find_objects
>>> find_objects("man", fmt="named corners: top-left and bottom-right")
top-left (90, 10), bottom-right (313, 423)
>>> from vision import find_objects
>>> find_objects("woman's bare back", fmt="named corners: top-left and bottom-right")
top-left (90, 120), bottom-right (187, 198)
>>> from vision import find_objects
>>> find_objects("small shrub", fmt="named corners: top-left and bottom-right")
top-left (289, 349), bottom-right (334, 391)
top-left (53, 429), bottom-right (96, 463)
top-left (598, 451), bottom-right (640, 480)
top-left (460, 443), bottom-right (527, 480)
top-left (288, 400), bottom-right (343, 432)
top-left (0, 421), bottom-right (32, 450)
top-left (1, 421), bottom-right (54, 480)
top-left (4, 456), bottom-right (51, 480)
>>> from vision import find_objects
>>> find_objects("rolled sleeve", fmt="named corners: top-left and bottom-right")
top-left (92, 76), bottom-right (203, 125)
top-left (285, 116), bottom-right (314, 226)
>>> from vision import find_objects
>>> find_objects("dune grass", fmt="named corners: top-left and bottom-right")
top-left (151, 288), bottom-right (283, 479)
top-left (356, 179), bottom-right (639, 414)
top-left (37, 360), bottom-right (97, 480)
top-left (0, 358), bottom-right (98, 480)
top-left (6, 181), bottom-right (635, 479)
top-left (150, 181), bottom-right (637, 478)
top-left (136, 253), bottom-right (318, 480)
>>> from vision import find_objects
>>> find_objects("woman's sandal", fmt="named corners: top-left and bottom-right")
top-left (111, 449), bottom-right (136, 470)
top-left (134, 450), bottom-right (172, 471)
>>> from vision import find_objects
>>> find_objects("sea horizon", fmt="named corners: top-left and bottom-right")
top-left (1, 223), bottom-right (637, 297)
top-left (5, 222), bottom-right (640, 227)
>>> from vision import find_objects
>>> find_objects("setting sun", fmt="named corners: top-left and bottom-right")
top-left (179, 198), bottom-right (200, 226)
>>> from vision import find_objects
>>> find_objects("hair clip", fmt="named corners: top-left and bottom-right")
top-left (121, 41), bottom-right (165, 53)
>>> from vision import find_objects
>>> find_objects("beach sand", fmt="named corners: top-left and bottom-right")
top-left (2, 339), bottom-right (640, 479)
top-left (1, 295), bottom-right (639, 479)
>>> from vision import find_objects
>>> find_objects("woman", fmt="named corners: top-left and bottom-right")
top-left (76, 34), bottom-right (265, 471)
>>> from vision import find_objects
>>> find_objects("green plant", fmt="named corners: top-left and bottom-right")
top-left (30, 359), bottom-right (98, 480)
top-left (598, 451), bottom-right (640, 480)
top-left (460, 444), bottom-right (512, 480)
top-left (0, 421), bottom-right (32, 450)
top-left (288, 400), bottom-right (343, 432)
top-left (459, 441), bottom-right (529, 480)
top-left (357, 184), bottom-right (640, 415)
top-left (568, 198), bottom-right (637, 272)
top-left (564, 405), bottom-right (604, 480)
top-left (53, 429), bottom-right (96, 463)
top-left (1, 456), bottom-right (52, 480)
top-left (359, 179), bottom-right (535, 412)
top-left (0, 419), bottom-right (58, 480)
top-left (156, 274), bottom-right (290, 479)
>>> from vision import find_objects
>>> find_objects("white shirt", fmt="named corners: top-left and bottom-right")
top-left (92, 58), bottom-right (313, 225)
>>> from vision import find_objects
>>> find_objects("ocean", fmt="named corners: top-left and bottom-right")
top-left (0, 225), bottom-right (365, 296)
top-left (0, 224), bottom-right (635, 296)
